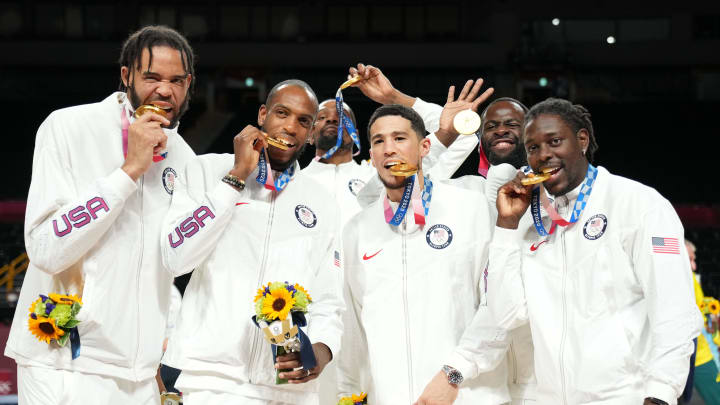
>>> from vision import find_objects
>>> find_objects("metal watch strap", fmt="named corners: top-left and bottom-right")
top-left (222, 174), bottom-right (245, 191)
top-left (442, 364), bottom-right (464, 385)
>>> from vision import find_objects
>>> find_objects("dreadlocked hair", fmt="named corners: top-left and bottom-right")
top-left (525, 98), bottom-right (599, 163)
top-left (118, 25), bottom-right (196, 95)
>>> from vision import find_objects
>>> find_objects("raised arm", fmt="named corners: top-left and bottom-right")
top-left (161, 125), bottom-right (266, 276)
top-left (25, 110), bottom-right (168, 274)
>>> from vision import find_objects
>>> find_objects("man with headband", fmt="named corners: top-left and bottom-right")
top-left (160, 79), bottom-right (342, 405)
top-left (4, 26), bottom-right (196, 404)
top-left (490, 98), bottom-right (701, 404)
top-left (349, 64), bottom-right (536, 404)
top-left (338, 104), bottom-right (509, 405)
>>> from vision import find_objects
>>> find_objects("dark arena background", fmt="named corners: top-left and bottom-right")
top-left (1, 1), bottom-right (719, 402)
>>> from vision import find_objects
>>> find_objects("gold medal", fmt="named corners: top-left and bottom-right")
top-left (520, 168), bottom-right (556, 186)
top-left (389, 162), bottom-right (418, 177)
top-left (133, 104), bottom-right (167, 118)
top-left (264, 133), bottom-right (291, 150)
top-left (452, 109), bottom-right (481, 135)
top-left (520, 173), bottom-right (551, 185)
top-left (340, 75), bottom-right (362, 90)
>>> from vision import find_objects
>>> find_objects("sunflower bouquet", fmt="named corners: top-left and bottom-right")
top-left (701, 297), bottom-right (720, 316)
top-left (28, 293), bottom-right (82, 359)
top-left (337, 392), bottom-right (368, 405)
top-left (251, 281), bottom-right (316, 384)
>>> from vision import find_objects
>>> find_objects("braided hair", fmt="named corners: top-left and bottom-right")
top-left (524, 98), bottom-right (599, 163)
top-left (118, 25), bottom-right (196, 96)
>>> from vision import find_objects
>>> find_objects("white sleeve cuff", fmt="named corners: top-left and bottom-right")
top-left (211, 180), bottom-right (250, 213)
top-left (644, 379), bottom-right (679, 405)
top-left (445, 351), bottom-right (479, 382)
top-left (492, 226), bottom-right (522, 246)
top-left (108, 167), bottom-right (138, 200)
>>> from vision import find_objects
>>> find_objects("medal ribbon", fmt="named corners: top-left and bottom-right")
top-left (530, 164), bottom-right (598, 236)
top-left (317, 87), bottom-right (362, 160)
top-left (255, 149), bottom-right (295, 192)
top-left (383, 175), bottom-right (433, 226)
top-left (121, 107), bottom-right (167, 162)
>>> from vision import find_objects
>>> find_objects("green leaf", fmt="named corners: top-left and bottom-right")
top-left (63, 319), bottom-right (80, 329)
top-left (71, 302), bottom-right (82, 316)
top-left (57, 333), bottom-right (70, 347)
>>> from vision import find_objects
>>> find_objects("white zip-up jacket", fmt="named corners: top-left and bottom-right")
top-left (446, 163), bottom-right (537, 402)
top-left (160, 154), bottom-right (343, 404)
top-left (4, 92), bottom-right (196, 381)
top-left (488, 166), bottom-right (702, 404)
top-left (339, 181), bottom-right (510, 405)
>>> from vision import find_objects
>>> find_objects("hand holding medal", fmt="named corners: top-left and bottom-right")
top-left (437, 79), bottom-right (494, 145)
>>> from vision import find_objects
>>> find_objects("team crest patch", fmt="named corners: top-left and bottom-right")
top-left (426, 224), bottom-right (453, 249)
top-left (348, 178), bottom-right (366, 196)
top-left (295, 205), bottom-right (317, 228)
top-left (162, 167), bottom-right (177, 195)
top-left (583, 214), bottom-right (607, 240)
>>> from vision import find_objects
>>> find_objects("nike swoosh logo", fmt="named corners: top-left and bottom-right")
top-left (363, 249), bottom-right (383, 261)
top-left (530, 240), bottom-right (548, 251)
top-left (236, 202), bottom-right (249, 206)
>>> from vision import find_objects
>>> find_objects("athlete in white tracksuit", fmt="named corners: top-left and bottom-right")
top-left (161, 80), bottom-right (343, 405)
top-left (407, 95), bottom-right (538, 404)
top-left (338, 104), bottom-right (511, 405)
top-left (304, 96), bottom-right (478, 404)
top-left (490, 99), bottom-right (701, 405)
top-left (5, 41), bottom-right (197, 405)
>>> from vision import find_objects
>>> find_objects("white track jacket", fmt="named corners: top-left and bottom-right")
top-left (488, 166), bottom-right (702, 404)
top-left (160, 154), bottom-right (343, 404)
top-left (5, 92), bottom-right (196, 381)
top-left (339, 181), bottom-right (510, 405)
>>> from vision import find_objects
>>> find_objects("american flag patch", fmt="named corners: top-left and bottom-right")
top-left (652, 237), bottom-right (680, 254)
top-left (334, 250), bottom-right (341, 267)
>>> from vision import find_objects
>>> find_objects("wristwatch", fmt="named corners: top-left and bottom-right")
top-left (645, 398), bottom-right (668, 405)
top-left (441, 365), bottom-right (464, 385)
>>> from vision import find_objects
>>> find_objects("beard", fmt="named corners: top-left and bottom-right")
top-left (377, 172), bottom-right (408, 192)
top-left (481, 136), bottom-right (527, 169)
top-left (316, 127), bottom-right (354, 152)
top-left (127, 84), bottom-right (189, 129)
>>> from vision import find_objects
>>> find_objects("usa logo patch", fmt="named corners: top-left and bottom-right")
top-left (162, 167), bottom-right (177, 195)
top-left (426, 224), bottom-right (453, 249)
top-left (295, 205), bottom-right (317, 228)
top-left (583, 214), bottom-right (607, 240)
top-left (348, 178), bottom-right (366, 196)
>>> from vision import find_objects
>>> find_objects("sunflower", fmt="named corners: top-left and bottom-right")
top-left (28, 316), bottom-right (65, 344)
top-left (49, 293), bottom-right (83, 306)
top-left (294, 283), bottom-right (312, 302)
top-left (254, 287), bottom-right (267, 303)
top-left (700, 301), bottom-right (708, 314)
top-left (352, 392), bottom-right (367, 403)
top-left (710, 300), bottom-right (720, 315)
top-left (28, 296), bottom-right (44, 315)
top-left (261, 287), bottom-right (296, 321)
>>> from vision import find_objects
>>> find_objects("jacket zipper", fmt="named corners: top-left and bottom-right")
top-left (132, 175), bottom-right (144, 377)
top-left (509, 341), bottom-right (518, 384)
top-left (248, 194), bottom-right (277, 383)
top-left (402, 218), bottom-right (414, 401)
top-left (559, 229), bottom-right (568, 405)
